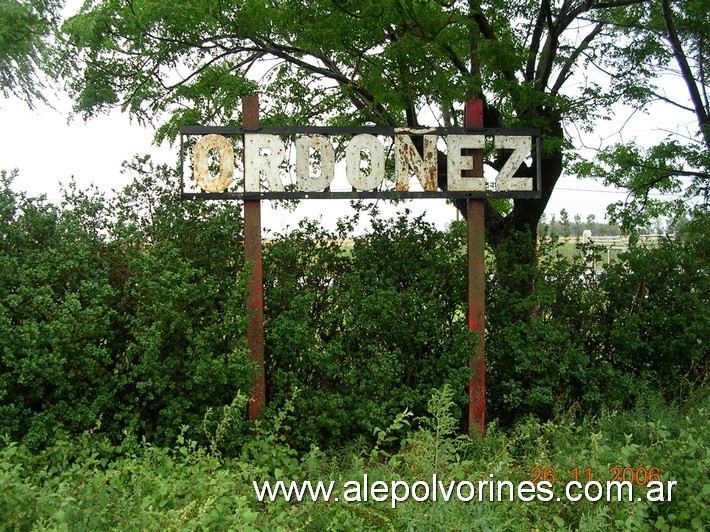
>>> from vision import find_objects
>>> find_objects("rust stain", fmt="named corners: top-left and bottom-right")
top-left (423, 140), bottom-right (437, 191)
top-left (395, 135), bottom-right (437, 191)
top-left (394, 127), bottom-right (438, 134)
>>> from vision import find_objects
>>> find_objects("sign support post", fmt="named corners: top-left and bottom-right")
top-left (466, 98), bottom-right (486, 436)
top-left (243, 95), bottom-right (265, 421)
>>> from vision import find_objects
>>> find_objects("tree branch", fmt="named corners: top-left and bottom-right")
top-left (661, 0), bottom-right (710, 146)
top-left (441, 42), bottom-right (471, 78)
top-left (469, 9), bottom-right (517, 83)
top-left (252, 37), bottom-right (397, 125)
top-left (551, 21), bottom-right (604, 95)
top-left (526, 1), bottom-right (547, 82)
top-left (591, 0), bottom-right (646, 9)
top-left (649, 92), bottom-right (697, 113)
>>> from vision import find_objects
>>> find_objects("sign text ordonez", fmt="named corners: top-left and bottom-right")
top-left (180, 126), bottom-right (541, 200)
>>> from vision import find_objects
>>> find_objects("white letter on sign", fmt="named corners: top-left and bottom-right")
top-left (295, 135), bottom-right (335, 192)
top-left (245, 134), bottom-right (286, 192)
top-left (494, 136), bottom-right (532, 191)
top-left (346, 134), bottom-right (385, 191)
top-left (193, 134), bottom-right (234, 193)
top-left (446, 135), bottom-right (485, 191)
top-left (394, 135), bottom-right (437, 191)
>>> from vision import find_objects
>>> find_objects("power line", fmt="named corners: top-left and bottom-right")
top-left (555, 187), bottom-right (684, 198)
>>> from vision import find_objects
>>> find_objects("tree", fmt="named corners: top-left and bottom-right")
top-left (60, 0), bottom-right (679, 292)
top-left (559, 208), bottom-right (571, 238)
top-left (573, 213), bottom-right (583, 236)
top-left (573, 0), bottom-right (709, 230)
top-left (0, 0), bottom-right (64, 107)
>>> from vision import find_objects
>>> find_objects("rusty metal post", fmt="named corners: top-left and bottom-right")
top-left (466, 98), bottom-right (486, 435)
top-left (243, 95), bottom-right (266, 421)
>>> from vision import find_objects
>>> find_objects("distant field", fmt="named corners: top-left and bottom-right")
top-left (279, 233), bottom-right (668, 270)
top-left (541, 234), bottom-right (668, 269)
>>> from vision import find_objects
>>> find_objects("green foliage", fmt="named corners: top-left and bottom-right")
top-left (263, 205), bottom-right (473, 449)
top-left (0, 0), bottom-right (63, 106)
top-left (60, 0), bottom-right (668, 130)
top-left (573, 139), bottom-right (709, 232)
top-left (0, 431), bottom-right (261, 530)
top-left (259, 204), bottom-right (706, 445)
top-left (596, 225), bottom-right (709, 389)
top-left (3, 161), bottom-right (708, 453)
top-left (0, 164), bottom-right (253, 449)
top-left (1, 385), bottom-right (707, 530)
top-left (568, 0), bottom-right (710, 230)
top-left (487, 222), bottom-right (709, 427)
top-left (61, 0), bottom-right (692, 255)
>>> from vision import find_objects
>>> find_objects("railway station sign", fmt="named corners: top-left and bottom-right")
top-left (179, 97), bottom-right (542, 435)
top-left (180, 126), bottom-right (541, 200)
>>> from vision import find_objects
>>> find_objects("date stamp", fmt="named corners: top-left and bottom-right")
top-left (528, 466), bottom-right (676, 502)
top-left (530, 466), bottom-right (664, 485)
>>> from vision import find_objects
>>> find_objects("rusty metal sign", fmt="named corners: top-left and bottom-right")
top-left (180, 125), bottom-right (542, 200)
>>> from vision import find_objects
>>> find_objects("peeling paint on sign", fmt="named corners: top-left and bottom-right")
top-left (447, 135), bottom-right (485, 191)
top-left (344, 134), bottom-right (386, 191)
top-left (395, 135), bottom-right (437, 192)
top-left (245, 134), bottom-right (286, 192)
top-left (193, 134), bottom-right (235, 193)
top-left (494, 136), bottom-right (532, 191)
top-left (295, 135), bottom-right (335, 191)
top-left (184, 129), bottom-right (539, 196)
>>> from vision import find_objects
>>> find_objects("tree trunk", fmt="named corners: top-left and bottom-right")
top-left (453, 108), bottom-right (565, 301)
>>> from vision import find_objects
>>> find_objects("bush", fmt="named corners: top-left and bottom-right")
top-left (1, 161), bottom-right (706, 451)
top-left (0, 163), bottom-right (253, 449)
top-left (1, 384), bottom-right (707, 530)
top-left (597, 228), bottom-right (709, 389)
top-left (487, 221), bottom-right (708, 427)
top-left (263, 205), bottom-right (473, 449)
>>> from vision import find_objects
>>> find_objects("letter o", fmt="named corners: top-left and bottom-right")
top-left (585, 481), bottom-right (603, 502)
top-left (345, 134), bottom-right (385, 191)
top-left (193, 134), bottom-right (234, 192)
top-left (411, 481), bottom-right (430, 502)
top-left (456, 481), bottom-right (475, 502)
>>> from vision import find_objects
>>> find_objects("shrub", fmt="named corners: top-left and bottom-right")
top-left (2, 384), bottom-right (707, 530)
top-left (486, 220), bottom-right (708, 427)
top-left (597, 229), bottom-right (709, 390)
top-left (2, 161), bottom-right (706, 451)
top-left (0, 163), bottom-right (253, 448)
top-left (263, 206), bottom-right (473, 449)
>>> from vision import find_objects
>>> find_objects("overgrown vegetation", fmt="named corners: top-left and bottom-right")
top-left (1, 162), bottom-right (708, 450)
top-left (1, 162), bottom-right (708, 528)
top-left (0, 162), bottom-right (254, 450)
top-left (1, 384), bottom-right (707, 530)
